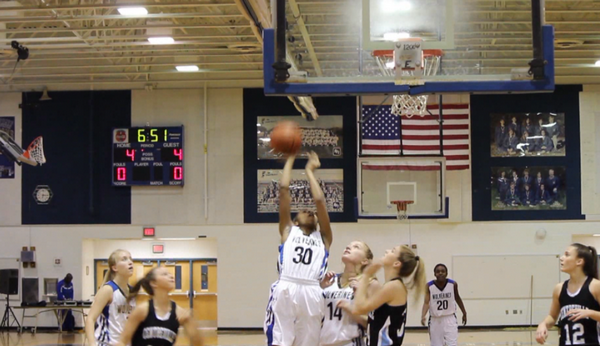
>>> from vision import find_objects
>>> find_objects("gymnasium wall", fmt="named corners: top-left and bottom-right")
top-left (0, 88), bottom-right (599, 329)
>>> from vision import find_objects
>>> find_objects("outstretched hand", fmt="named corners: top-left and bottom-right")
top-left (306, 151), bottom-right (321, 171)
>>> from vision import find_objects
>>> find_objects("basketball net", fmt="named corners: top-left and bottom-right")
top-left (391, 200), bottom-right (413, 221)
top-left (23, 136), bottom-right (46, 166)
top-left (373, 39), bottom-right (443, 118)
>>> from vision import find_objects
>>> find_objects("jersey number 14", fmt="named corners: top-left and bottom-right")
top-left (327, 302), bottom-right (342, 320)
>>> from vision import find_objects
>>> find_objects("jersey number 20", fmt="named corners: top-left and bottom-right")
top-left (293, 246), bottom-right (313, 265)
top-left (564, 323), bottom-right (585, 345)
top-left (437, 300), bottom-right (449, 310)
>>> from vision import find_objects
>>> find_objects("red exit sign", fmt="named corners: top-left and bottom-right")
top-left (143, 227), bottom-right (155, 237)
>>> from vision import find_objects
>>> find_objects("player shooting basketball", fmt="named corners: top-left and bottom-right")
top-left (264, 150), bottom-right (333, 346)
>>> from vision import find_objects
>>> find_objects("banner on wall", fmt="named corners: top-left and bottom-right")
top-left (0, 116), bottom-right (15, 178)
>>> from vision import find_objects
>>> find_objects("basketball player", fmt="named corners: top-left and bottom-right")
top-left (264, 151), bottom-right (333, 346)
top-left (349, 245), bottom-right (426, 346)
top-left (85, 249), bottom-right (136, 346)
top-left (536, 244), bottom-right (600, 346)
top-left (420, 264), bottom-right (468, 346)
top-left (321, 241), bottom-right (379, 346)
top-left (117, 267), bottom-right (204, 346)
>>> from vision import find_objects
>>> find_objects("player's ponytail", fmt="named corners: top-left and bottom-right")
top-left (101, 249), bottom-right (128, 287)
top-left (128, 267), bottom-right (157, 302)
top-left (572, 243), bottom-right (599, 279)
top-left (358, 241), bottom-right (374, 274)
top-left (398, 245), bottom-right (426, 303)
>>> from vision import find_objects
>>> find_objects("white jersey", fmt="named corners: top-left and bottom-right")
top-left (278, 226), bottom-right (328, 282)
top-left (428, 279), bottom-right (456, 317)
top-left (94, 281), bottom-right (136, 346)
top-left (320, 275), bottom-right (365, 346)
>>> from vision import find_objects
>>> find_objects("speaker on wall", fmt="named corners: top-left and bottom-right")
top-left (0, 269), bottom-right (19, 295)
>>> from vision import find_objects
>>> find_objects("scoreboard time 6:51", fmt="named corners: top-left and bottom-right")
top-left (112, 126), bottom-right (184, 186)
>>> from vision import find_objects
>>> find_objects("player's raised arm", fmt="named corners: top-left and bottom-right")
top-left (305, 151), bottom-right (332, 250)
top-left (279, 155), bottom-right (295, 243)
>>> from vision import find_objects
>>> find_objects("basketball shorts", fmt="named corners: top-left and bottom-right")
top-left (429, 314), bottom-right (458, 346)
top-left (264, 277), bottom-right (325, 346)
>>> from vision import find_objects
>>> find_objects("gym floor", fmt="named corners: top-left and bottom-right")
top-left (0, 328), bottom-right (560, 346)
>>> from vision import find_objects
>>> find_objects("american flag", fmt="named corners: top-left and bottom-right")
top-left (361, 104), bottom-right (470, 170)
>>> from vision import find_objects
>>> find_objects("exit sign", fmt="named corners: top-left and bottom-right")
top-left (143, 227), bottom-right (155, 237)
top-left (152, 244), bottom-right (164, 254)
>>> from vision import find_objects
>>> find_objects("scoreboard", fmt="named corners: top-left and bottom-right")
top-left (112, 126), bottom-right (184, 186)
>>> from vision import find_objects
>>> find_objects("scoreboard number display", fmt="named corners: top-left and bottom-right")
top-left (112, 126), bottom-right (184, 186)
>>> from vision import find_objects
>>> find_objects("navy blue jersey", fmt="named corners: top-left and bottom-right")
top-left (557, 277), bottom-right (600, 346)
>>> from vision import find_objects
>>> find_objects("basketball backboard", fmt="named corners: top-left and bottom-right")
top-left (263, 0), bottom-right (553, 96)
top-left (357, 157), bottom-right (448, 219)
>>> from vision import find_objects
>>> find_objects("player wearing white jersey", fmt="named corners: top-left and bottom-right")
top-left (421, 264), bottom-right (467, 346)
top-left (264, 151), bottom-right (333, 346)
top-left (321, 241), bottom-right (377, 346)
top-left (86, 250), bottom-right (136, 346)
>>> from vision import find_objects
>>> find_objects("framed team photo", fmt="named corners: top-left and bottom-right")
top-left (491, 166), bottom-right (566, 210)
top-left (257, 169), bottom-right (344, 213)
top-left (257, 115), bottom-right (344, 160)
top-left (490, 113), bottom-right (565, 157)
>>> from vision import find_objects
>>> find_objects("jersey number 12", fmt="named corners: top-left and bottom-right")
top-left (564, 323), bottom-right (585, 345)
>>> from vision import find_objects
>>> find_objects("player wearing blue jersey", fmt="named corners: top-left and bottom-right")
top-left (86, 250), bottom-right (136, 346)
top-left (537, 244), bottom-right (600, 346)
top-left (117, 267), bottom-right (204, 346)
top-left (264, 151), bottom-right (333, 346)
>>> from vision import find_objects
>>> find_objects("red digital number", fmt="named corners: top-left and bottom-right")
top-left (126, 149), bottom-right (135, 161)
top-left (117, 167), bottom-right (127, 181)
top-left (174, 167), bottom-right (183, 180)
top-left (173, 149), bottom-right (183, 161)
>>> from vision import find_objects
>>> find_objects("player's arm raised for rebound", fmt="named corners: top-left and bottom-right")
top-left (305, 151), bottom-right (333, 250)
top-left (536, 283), bottom-right (562, 344)
top-left (279, 155), bottom-right (295, 244)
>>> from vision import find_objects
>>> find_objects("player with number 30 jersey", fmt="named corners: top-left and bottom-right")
top-left (536, 244), bottom-right (600, 346)
top-left (264, 151), bottom-right (333, 346)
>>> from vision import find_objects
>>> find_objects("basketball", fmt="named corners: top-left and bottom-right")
top-left (270, 121), bottom-right (302, 155)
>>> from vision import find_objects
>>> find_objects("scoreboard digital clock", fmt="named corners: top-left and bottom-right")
top-left (112, 126), bottom-right (184, 186)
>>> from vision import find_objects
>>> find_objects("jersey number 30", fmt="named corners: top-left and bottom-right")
top-left (564, 323), bottom-right (585, 345)
top-left (293, 246), bottom-right (313, 265)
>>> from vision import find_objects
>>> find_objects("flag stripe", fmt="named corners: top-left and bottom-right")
top-left (361, 103), bottom-right (470, 170)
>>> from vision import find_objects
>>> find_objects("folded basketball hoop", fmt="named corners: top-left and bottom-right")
top-left (391, 200), bottom-right (414, 220)
top-left (22, 136), bottom-right (46, 166)
top-left (373, 45), bottom-right (443, 118)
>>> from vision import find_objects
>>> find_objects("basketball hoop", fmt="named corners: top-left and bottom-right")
top-left (373, 47), bottom-right (443, 118)
top-left (391, 200), bottom-right (414, 220)
top-left (22, 136), bottom-right (46, 166)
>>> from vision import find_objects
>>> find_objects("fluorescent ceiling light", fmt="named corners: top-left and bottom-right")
top-left (176, 65), bottom-right (199, 72)
top-left (595, 60), bottom-right (600, 67)
top-left (118, 7), bottom-right (148, 15)
top-left (148, 37), bottom-right (174, 44)
top-left (383, 32), bottom-right (410, 41)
